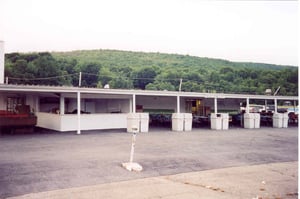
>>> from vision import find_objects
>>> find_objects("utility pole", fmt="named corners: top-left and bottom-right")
top-left (274, 86), bottom-right (280, 96)
top-left (79, 72), bottom-right (82, 87)
top-left (179, 78), bottom-right (182, 92)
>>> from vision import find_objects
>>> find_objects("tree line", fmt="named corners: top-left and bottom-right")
top-left (4, 50), bottom-right (298, 96)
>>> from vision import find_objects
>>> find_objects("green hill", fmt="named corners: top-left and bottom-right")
top-left (4, 49), bottom-right (298, 96)
top-left (52, 49), bottom-right (296, 71)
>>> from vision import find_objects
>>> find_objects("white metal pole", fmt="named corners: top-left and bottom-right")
top-left (177, 95), bottom-right (180, 113)
top-left (77, 91), bottom-right (81, 135)
top-left (246, 98), bottom-right (250, 113)
top-left (60, 95), bottom-right (65, 115)
top-left (214, 97), bottom-right (217, 114)
top-left (129, 133), bottom-right (136, 163)
top-left (265, 100), bottom-right (268, 111)
top-left (0, 41), bottom-right (4, 84)
top-left (133, 94), bottom-right (136, 113)
top-left (274, 99), bottom-right (278, 113)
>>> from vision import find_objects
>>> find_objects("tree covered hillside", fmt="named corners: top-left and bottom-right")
top-left (4, 50), bottom-right (298, 96)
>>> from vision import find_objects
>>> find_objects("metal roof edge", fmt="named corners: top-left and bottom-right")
top-left (0, 84), bottom-right (298, 100)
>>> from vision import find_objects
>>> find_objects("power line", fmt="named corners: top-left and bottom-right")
top-left (8, 73), bottom-right (78, 81)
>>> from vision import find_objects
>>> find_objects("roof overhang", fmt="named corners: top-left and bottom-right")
top-left (0, 84), bottom-right (298, 101)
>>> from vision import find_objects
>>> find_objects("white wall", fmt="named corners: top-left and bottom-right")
top-left (0, 94), bottom-right (6, 110)
top-left (36, 112), bottom-right (62, 131)
top-left (36, 112), bottom-right (127, 131)
top-left (0, 41), bottom-right (4, 84)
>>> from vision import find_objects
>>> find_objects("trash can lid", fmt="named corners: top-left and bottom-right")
top-left (127, 113), bottom-right (140, 119)
top-left (172, 113), bottom-right (184, 119)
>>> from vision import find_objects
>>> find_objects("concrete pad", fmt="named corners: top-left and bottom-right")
top-left (122, 162), bottom-right (143, 172)
top-left (7, 161), bottom-right (298, 199)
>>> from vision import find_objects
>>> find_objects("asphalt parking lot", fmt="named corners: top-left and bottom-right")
top-left (0, 127), bottom-right (298, 198)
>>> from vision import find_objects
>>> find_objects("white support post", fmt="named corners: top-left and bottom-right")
top-left (129, 133), bottom-right (136, 163)
top-left (122, 129), bottom-right (143, 172)
top-left (77, 91), bottom-right (81, 135)
top-left (0, 41), bottom-right (4, 84)
top-left (177, 95), bottom-right (180, 113)
top-left (60, 95), bottom-right (65, 115)
top-left (246, 98), bottom-right (250, 114)
top-left (132, 94), bottom-right (136, 113)
top-left (129, 98), bottom-right (133, 113)
top-left (265, 100), bottom-right (268, 111)
top-left (274, 99), bottom-right (278, 113)
top-left (214, 97), bottom-right (218, 114)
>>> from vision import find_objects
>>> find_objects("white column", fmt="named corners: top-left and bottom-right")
top-left (265, 100), bottom-right (268, 111)
top-left (246, 98), bottom-right (250, 113)
top-left (77, 91), bottom-right (81, 135)
top-left (132, 94), bottom-right (136, 113)
top-left (177, 95), bottom-right (180, 113)
top-left (60, 95), bottom-right (65, 115)
top-left (214, 97), bottom-right (217, 114)
top-left (129, 98), bottom-right (132, 113)
top-left (274, 99), bottom-right (278, 113)
top-left (0, 41), bottom-right (4, 84)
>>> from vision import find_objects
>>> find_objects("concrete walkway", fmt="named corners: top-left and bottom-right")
top-left (8, 161), bottom-right (298, 199)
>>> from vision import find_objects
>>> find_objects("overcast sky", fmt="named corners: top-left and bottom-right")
top-left (0, 0), bottom-right (298, 66)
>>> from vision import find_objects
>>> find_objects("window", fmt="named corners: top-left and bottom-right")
top-left (7, 96), bottom-right (25, 112)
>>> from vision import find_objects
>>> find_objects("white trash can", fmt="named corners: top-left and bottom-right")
top-left (282, 113), bottom-right (289, 128)
top-left (221, 113), bottom-right (229, 130)
top-left (211, 113), bottom-right (222, 130)
top-left (140, 113), bottom-right (149, 132)
top-left (127, 113), bottom-right (140, 133)
top-left (254, 113), bottom-right (261, 129)
top-left (172, 113), bottom-right (184, 131)
top-left (273, 113), bottom-right (283, 128)
top-left (184, 113), bottom-right (193, 131)
top-left (244, 113), bottom-right (254, 129)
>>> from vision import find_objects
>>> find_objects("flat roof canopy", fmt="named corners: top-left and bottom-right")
top-left (0, 84), bottom-right (298, 101)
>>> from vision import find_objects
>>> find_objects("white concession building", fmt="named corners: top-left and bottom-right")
top-left (0, 84), bottom-right (298, 133)
top-left (0, 41), bottom-right (298, 133)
